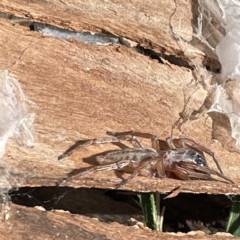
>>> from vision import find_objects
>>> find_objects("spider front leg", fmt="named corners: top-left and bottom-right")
top-left (175, 161), bottom-right (234, 183)
top-left (167, 162), bottom-right (216, 181)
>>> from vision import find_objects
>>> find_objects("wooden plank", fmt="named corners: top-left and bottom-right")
top-left (0, 1), bottom-right (238, 239)
top-left (0, 0), bottom-right (195, 56)
top-left (0, 0), bottom-right (238, 195)
top-left (0, 18), bottom-right (238, 194)
top-left (0, 202), bottom-right (235, 240)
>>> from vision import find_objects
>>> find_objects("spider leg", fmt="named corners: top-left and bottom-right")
top-left (168, 163), bottom-right (216, 181)
top-left (178, 161), bottom-right (234, 184)
top-left (166, 137), bottom-right (223, 174)
top-left (58, 133), bottom-right (144, 160)
top-left (58, 159), bottom-right (131, 185)
top-left (115, 156), bottom-right (163, 189)
top-left (107, 130), bottom-right (158, 139)
top-left (107, 130), bottom-right (162, 152)
top-left (167, 161), bottom-right (234, 183)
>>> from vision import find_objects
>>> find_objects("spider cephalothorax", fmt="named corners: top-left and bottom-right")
top-left (58, 130), bottom-right (234, 187)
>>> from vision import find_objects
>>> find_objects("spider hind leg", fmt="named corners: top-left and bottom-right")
top-left (58, 133), bottom-right (144, 160)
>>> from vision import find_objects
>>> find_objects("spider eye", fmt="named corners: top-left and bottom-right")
top-left (195, 154), bottom-right (206, 166)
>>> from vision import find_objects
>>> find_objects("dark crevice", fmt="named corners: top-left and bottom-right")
top-left (8, 186), bottom-right (232, 234)
top-left (1, 11), bottom-right (221, 72)
top-left (135, 45), bottom-right (194, 69)
top-left (0, 12), bottom-right (207, 71)
top-left (30, 21), bottom-right (194, 70)
top-left (31, 22), bottom-right (221, 72)
top-left (118, 37), bottom-right (194, 69)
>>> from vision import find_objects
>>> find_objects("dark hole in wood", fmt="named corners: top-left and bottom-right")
top-left (8, 187), bottom-right (232, 234)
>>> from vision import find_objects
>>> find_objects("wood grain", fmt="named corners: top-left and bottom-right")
top-left (0, 1), bottom-right (238, 239)
top-left (0, 1), bottom-right (239, 194)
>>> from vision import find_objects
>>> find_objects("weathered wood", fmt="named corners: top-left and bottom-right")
top-left (0, 0), bottom-right (238, 239)
top-left (0, 0), bottom-right (196, 57)
top-left (0, 1), bottom-right (239, 194)
top-left (0, 202), bottom-right (235, 240)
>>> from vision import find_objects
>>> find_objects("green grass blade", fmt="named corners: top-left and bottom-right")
top-left (226, 195), bottom-right (240, 236)
top-left (138, 192), bottom-right (160, 230)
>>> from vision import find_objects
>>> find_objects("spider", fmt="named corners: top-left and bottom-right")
top-left (58, 130), bottom-right (234, 187)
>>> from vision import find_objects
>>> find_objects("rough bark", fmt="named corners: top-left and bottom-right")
top-left (0, 17), bottom-right (238, 193)
top-left (0, 0), bottom-right (238, 238)
top-left (0, 0), bottom-right (194, 56)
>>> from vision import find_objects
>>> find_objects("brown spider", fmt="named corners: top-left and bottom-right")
top-left (58, 131), bottom-right (234, 187)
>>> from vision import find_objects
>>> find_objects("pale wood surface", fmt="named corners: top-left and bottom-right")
top-left (0, 0), bottom-right (195, 55)
top-left (0, 1), bottom-right (239, 194)
top-left (0, 0), bottom-right (238, 239)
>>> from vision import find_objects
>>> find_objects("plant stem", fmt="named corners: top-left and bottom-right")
top-left (138, 192), bottom-right (161, 230)
top-left (226, 195), bottom-right (240, 236)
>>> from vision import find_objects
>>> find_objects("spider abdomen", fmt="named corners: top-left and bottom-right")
top-left (96, 147), bottom-right (158, 165)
